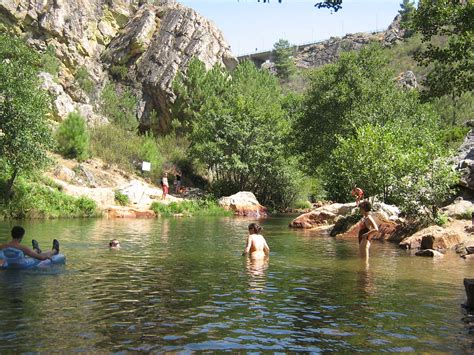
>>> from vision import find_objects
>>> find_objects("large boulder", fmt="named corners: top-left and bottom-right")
top-left (218, 192), bottom-right (266, 217)
top-left (117, 179), bottom-right (180, 207)
top-left (400, 225), bottom-right (463, 250)
top-left (442, 198), bottom-right (474, 218)
top-left (289, 210), bottom-right (337, 229)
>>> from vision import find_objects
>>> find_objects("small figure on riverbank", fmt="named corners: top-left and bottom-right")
top-left (109, 239), bottom-right (121, 249)
top-left (160, 172), bottom-right (169, 200)
top-left (358, 201), bottom-right (378, 259)
top-left (351, 185), bottom-right (364, 206)
top-left (0, 226), bottom-right (59, 261)
top-left (242, 223), bottom-right (270, 259)
top-left (174, 170), bottom-right (182, 194)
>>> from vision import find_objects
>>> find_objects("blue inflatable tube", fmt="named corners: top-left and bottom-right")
top-left (0, 248), bottom-right (66, 269)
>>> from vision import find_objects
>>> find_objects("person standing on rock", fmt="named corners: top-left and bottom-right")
top-left (351, 185), bottom-right (364, 206)
top-left (358, 201), bottom-right (378, 259)
top-left (161, 172), bottom-right (169, 200)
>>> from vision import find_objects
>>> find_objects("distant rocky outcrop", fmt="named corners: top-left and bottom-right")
top-left (1, 0), bottom-right (237, 131)
top-left (293, 15), bottom-right (405, 69)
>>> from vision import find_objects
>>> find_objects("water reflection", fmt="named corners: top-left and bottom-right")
top-left (0, 217), bottom-right (472, 352)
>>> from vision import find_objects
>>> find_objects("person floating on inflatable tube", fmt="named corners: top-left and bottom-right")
top-left (0, 226), bottom-right (60, 261)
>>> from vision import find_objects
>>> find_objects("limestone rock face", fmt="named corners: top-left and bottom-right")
top-left (454, 127), bottom-right (474, 191)
top-left (218, 191), bottom-right (267, 217)
top-left (1, 0), bottom-right (237, 131)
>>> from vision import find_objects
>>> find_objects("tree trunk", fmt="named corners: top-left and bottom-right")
top-left (4, 169), bottom-right (18, 200)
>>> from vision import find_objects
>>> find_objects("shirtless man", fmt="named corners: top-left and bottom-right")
top-left (242, 223), bottom-right (270, 258)
top-left (0, 226), bottom-right (59, 261)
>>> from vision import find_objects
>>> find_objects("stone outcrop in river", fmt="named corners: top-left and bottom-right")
top-left (218, 191), bottom-right (267, 217)
top-left (0, 0), bottom-right (237, 131)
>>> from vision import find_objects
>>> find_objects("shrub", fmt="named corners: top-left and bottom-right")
top-left (0, 176), bottom-right (100, 219)
top-left (434, 213), bottom-right (449, 226)
top-left (100, 82), bottom-right (137, 131)
top-left (41, 45), bottom-right (60, 76)
top-left (56, 112), bottom-right (90, 161)
top-left (110, 64), bottom-right (128, 80)
top-left (74, 66), bottom-right (95, 94)
top-left (150, 199), bottom-right (231, 217)
top-left (114, 191), bottom-right (130, 206)
top-left (456, 209), bottom-right (473, 221)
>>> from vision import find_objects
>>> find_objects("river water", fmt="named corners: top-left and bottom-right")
top-left (0, 216), bottom-right (472, 352)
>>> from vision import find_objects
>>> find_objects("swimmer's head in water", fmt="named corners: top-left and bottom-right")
top-left (359, 201), bottom-right (372, 212)
top-left (109, 239), bottom-right (121, 248)
top-left (248, 223), bottom-right (262, 234)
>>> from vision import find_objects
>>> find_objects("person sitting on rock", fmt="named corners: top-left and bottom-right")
top-left (358, 201), bottom-right (378, 259)
top-left (242, 223), bottom-right (270, 259)
top-left (0, 226), bottom-right (59, 261)
top-left (109, 239), bottom-right (121, 249)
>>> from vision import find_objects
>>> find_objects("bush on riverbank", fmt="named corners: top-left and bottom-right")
top-left (151, 199), bottom-right (232, 217)
top-left (0, 176), bottom-right (100, 219)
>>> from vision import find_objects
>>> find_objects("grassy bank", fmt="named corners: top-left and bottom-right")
top-left (0, 176), bottom-right (100, 219)
top-left (151, 199), bottom-right (232, 217)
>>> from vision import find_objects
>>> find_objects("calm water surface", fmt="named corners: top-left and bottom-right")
top-left (0, 216), bottom-right (472, 352)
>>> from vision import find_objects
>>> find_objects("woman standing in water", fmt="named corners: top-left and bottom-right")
top-left (242, 223), bottom-right (270, 258)
top-left (358, 201), bottom-right (378, 258)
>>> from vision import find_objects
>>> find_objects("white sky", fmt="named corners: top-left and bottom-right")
top-left (178, 0), bottom-right (413, 56)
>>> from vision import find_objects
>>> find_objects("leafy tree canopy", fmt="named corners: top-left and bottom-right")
top-left (272, 39), bottom-right (296, 81)
top-left (0, 34), bottom-right (54, 199)
top-left (412, 0), bottom-right (474, 99)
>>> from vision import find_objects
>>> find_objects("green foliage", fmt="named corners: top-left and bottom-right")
top-left (292, 200), bottom-right (312, 210)
top-left (272, 39), bottom-right (296, 81)
top-left (56, 112), bottom-right (90, 161)
top-left (114, 191), bottom-right (130, 206)
top-left (74, 66), bottom-right (95, 94)
top-left (294, 44), bottom-right (396, 172)
top-left (41, 45), bottom-right (60, 76)
top-left (150, 199), bottom-right (232, 217)
top-left (110, 64), bottom-right (128, 81)
top-left (90, 124), bottom-right (190, 183)
top-left (456, 209), bottom-right (473, 220)
top-left (412, 0), bottom-right (474, 99)
top-left (398, 0), bottom-right (416, 36)
top-left (0, 175), bottom-right (99, 219)
top-left (173, 58), bottom-right (301, 210)
top-left (0, 33), bottom-right (54, 199)
top-left (100, 82), bottom-right (138, 131)
top-left (434, 213), bottom-right (449, 226)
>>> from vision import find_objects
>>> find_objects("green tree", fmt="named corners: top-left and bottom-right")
top-left (56, 112), bottom-right (90, 161)
top-left (412, 1), bottom-right (474, 104)
top-left (272, 39), bottom-right (296, 81)
top-left (398, 0), bottom-right (416, 36)
top-left (0, 34), bottom-right (54, 199)
top-left (293, 44), bottom-right (394, 172)
top-left (173, 59), bottom-right (300, 209)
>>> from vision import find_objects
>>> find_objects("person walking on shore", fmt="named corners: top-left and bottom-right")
top-left (161, 172), bottom-right (169, 200)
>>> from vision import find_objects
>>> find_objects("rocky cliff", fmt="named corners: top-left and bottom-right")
top-left (0, 0), bottom-right (237, 131)
top-left (294, 15), bottom-right (405, 69)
